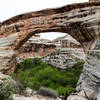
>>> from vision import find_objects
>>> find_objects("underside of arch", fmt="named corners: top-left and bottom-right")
top-left (0, 1), bottom-right (100, 50)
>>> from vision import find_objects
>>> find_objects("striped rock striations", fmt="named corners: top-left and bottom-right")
top-left (0, 0), bottom-right (100, 99)
top-left (16, 37), bottom-right (56, 63)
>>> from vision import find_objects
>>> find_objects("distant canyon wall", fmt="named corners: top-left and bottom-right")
top-left (42, 48), bottom-right (85, 69)
top-left (16, 43), bottom-right (56, 64)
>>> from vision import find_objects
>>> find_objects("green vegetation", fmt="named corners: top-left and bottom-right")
top-left (0, 85), bottom-right (13, 100)
top-left (0, 80), bottom-right (13, 100)
top-left (10, 58), bottom-right (84, 96)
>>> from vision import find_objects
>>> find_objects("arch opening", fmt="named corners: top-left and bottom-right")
top-left (0, 1), bottom-right (100, 99)
top-left (16, 32), bottom-right (85, 64)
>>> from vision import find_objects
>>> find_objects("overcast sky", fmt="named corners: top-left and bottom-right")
top-left (0, 0), bottom-right (88, 40)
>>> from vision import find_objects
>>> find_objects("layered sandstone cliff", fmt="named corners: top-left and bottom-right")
top-left (0, 0), bottom-right (100, 99)
top-left (42, 49), bottom-right (85, 69)
top-left (16, 37), bottom-right (55, 64)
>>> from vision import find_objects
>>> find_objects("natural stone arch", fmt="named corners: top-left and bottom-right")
top-left (1, 1), bottom-right (100, 50)
top-left (0, 0), bottom-right (100, 99)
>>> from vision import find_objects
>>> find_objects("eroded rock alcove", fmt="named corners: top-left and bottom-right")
top-left (0, 0), bottom-right (100, 99)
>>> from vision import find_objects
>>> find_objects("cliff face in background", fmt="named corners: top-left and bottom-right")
top-left (16, 37), bottom-right (56, 64)
top-left (0, 0), bottom-right (100, 99)
top-left (17, 43), bottom-right (55, 61)
top-left (42, 35), bottom-right (84, 69)
top-left (42, 48), bottom-right (85, 69)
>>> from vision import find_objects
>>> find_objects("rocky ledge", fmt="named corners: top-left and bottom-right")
top-left (42, 48), bottom-right (85, 69)
top-left (13, 95), bottom-right (61, 100)
top-left (16, 37), bottom-right (55, 64)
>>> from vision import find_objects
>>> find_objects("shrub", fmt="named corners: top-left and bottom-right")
top-left (0, 82), bottom-right (13, 100)
top-left (56, 86), bottom-right (66, 96)
top-left (19, 58), bottom-right (41, 70)
top-left (36, 87), bottom-right (58, 98)
top-left (10, 72), bottom-right (27, 95)
top-left (15, 81), bottom-right (26, 95)
top-left (65, 85), bottom-right (74, 94)
top-left (0, 74), bottom-right (27, 99)
top-left (74, 61), bottom-right (84, 70)
top-left (19, 58), bottom-right (33, 70)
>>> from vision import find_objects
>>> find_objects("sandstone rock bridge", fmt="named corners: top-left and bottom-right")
top-left (0, 0), bottom-right (100, 99)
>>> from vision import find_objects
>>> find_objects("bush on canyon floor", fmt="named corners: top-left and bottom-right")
top-left (18, 58), bottom-right (42, 70)
top-left (10, 58), bottom-right (84, 96)
top-left (0, 82), bottom-right (13, 100)
top-left (0, 76), bottom-right (27, 100)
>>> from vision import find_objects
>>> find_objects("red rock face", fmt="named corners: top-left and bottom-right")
top-left (17, 43), bottom-right (56, 63)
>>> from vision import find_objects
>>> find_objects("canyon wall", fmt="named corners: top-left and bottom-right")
top-left (0, 0), bottom-right (100, 99)
top-left (42, 48), bottom-right (85, 69)
top-left (17, 40), bottom-right (55, 63)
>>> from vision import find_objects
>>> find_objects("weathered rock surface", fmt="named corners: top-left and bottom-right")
top-left (67, 95), bottom-right (87, 100)
top-left (53, 35), bottom-right (81, 50)
top-left (16, 37), bottom-right (55, 64)
top-left (75, 38), bottom-right (100, 100)
top-left (0, 49), bottom-right (16, 73)
top-left (13, 94), bottom-right (61, 100)
top-left (0, 0), bottom-right (100, 99)
top-left (0, 72), bottom-right (10, 83)
top-left (42, 48), bottom-right (85, 69)
top-left (0, 33), bottom-right (18, 73)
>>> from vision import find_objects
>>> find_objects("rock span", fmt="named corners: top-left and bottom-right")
top-left (0, 0), bottom-right (100, 99)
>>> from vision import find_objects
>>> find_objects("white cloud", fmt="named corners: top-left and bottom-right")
top-left (41, 32), bottom-right (66, 40)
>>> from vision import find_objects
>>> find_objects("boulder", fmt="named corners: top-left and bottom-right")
top-left (25, 87), bottom-right (34, 95)
top-left (67, 95), bottom-right (87, 100)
